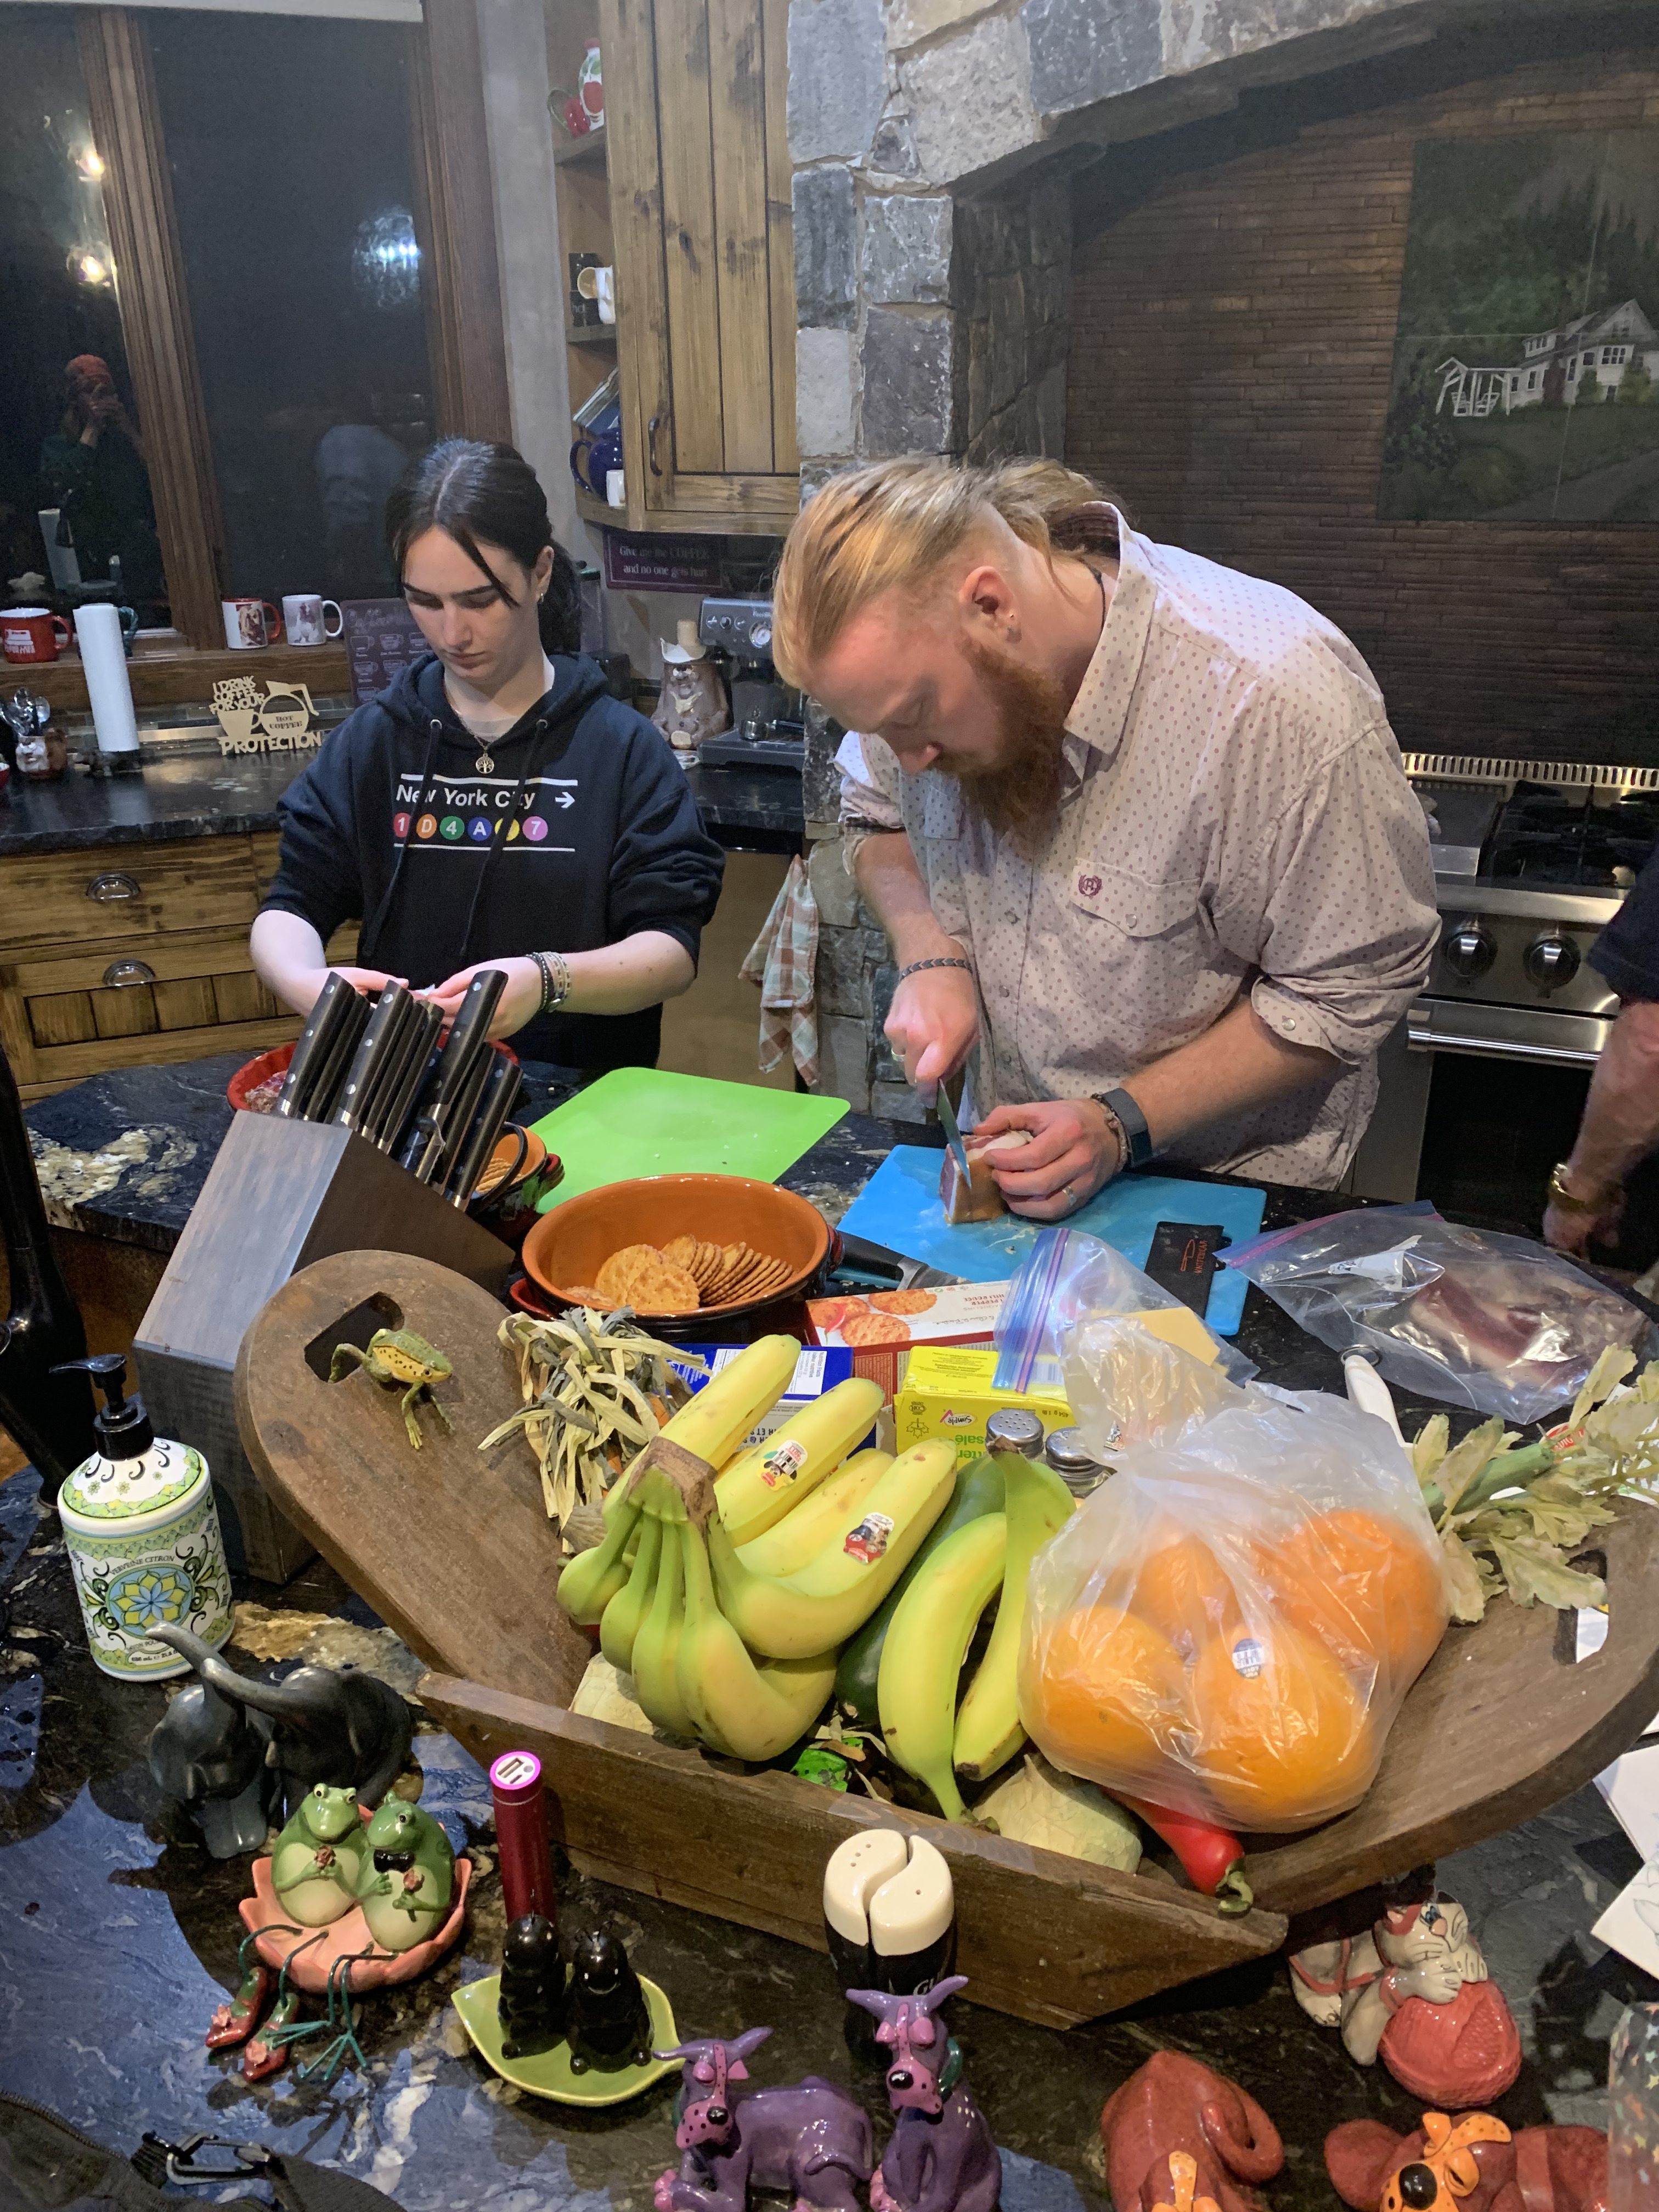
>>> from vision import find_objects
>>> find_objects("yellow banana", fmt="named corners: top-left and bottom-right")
top-left (557, 1486), bottom-right (644, 1623)
top-left (654, 1334), bottom-right (803, 1472)
top-left (878, 1513), bottom-right (1007, 1821)
top-left (715, 1379), bottom-right (884, 1545)
top-left (737, 1450), bottom-right (892, 1578)
top-left (952, 1450), bottom-right (1074, 1781)
top-left (676, 1512), bottom-right (838, 1761)
top-left (631, 1517), bottom-right (695, 1737)
top-left (599, 1509), bottom-right (662, 1672)
top-left (708, 1441), bottom-right (957, 1659)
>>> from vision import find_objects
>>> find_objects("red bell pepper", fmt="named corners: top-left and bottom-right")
top-left (1116, 1793), bottom-right (1252, 1915)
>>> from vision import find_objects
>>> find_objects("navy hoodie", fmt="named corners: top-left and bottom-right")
top-left (260, 651), bottom-right (725, 1070)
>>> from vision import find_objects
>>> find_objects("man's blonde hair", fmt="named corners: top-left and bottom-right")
top-left (772, 456), bottom-right (1116, 687)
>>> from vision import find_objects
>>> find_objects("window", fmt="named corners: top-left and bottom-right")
top-left (147, 10), bottom-right (434, 603)
top-left (0, 9), bottom-right (170, 622)
top-left (1527, 370), bottom-right (1538, 389)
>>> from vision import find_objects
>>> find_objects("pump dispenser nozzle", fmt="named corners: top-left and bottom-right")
top-left (52, 1353), bottom-right (154, 1460)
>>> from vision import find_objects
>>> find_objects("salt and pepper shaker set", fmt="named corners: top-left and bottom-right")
top-left (987, 1404), bottom-right (1109, 1497)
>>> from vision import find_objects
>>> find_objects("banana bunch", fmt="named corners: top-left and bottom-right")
top-left (557, 1336), bottom-right (958, 1766)
top-left (878, 1448), bottom-right (1075, 1820)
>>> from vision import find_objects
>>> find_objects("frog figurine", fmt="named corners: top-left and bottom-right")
top-left (271, 1784), bottom-right (369, 1926)
top-left (358, 1799), bottom-right (455, 1952)
top-left (329, 1330), bottom-right (454, 1449)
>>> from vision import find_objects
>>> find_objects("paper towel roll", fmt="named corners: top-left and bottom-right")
top-left (74, 603), bottom-right (139, 754)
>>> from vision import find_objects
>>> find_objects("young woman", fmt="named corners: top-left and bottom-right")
top-left (251, 439), bottom-right (724, 1068)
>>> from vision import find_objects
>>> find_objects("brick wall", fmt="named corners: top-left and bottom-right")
top-left (1066, 51), bottom-right (1659, 764)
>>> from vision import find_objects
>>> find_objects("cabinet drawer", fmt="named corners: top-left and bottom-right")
top-left (0, 839), bottom-right (262, 955)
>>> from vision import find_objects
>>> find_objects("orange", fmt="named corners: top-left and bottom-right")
top-left (1188, 1620), bottom-right (1376, 1829)
top-left (1122, 1536), bottom-right (1243, 1659)
top-left (1019, 1605), bottom-right (1190, 1786)
top-left (1253, 1509), bottom-right (1447, 1683)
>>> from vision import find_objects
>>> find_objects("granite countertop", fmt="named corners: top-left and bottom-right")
top-left (4, 1056), bottom-right (1656, 2208)
top-left (0, 752), bottom-right (801, 859)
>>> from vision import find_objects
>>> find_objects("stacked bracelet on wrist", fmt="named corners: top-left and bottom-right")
top-left (530, 950), bottom-right (573, 1015)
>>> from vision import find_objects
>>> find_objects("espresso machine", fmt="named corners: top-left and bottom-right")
top-left (694, 596), bottom-right (806, 769)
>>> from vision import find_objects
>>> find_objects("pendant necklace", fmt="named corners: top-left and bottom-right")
top-left (473, 745), bottom-right (494, 775)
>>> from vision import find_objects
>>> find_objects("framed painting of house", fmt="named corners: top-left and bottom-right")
top-left (1378, 131), bottom-right (1659, 523)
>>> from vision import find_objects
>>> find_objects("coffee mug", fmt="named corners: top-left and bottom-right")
top-left (282, 594), bottom-right (343, 647)
top-left (576, 263), bottom-right (617, 325)
top-left (606, 469), bottom-right (625, 508)
top-left (2, 608), bottom-right (72, 664)
top-left (222, 597), bottom-right (283, 649)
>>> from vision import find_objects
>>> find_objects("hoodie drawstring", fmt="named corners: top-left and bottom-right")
top-left (457, 715), bottom-right (546, 966)
top-left (359, 714), bottom-right (445, 969)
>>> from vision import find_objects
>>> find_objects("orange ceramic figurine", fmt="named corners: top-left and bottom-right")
top-left (1327, 2110), bottom-right (1609, 2212)
top-left (1099, 2051), bottom-right (1284, 2212)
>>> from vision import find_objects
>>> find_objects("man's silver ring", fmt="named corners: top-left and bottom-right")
top-left (1064, 1182), bottom-right (1082, 1211)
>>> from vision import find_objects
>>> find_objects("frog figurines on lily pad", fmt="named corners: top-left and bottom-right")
top-left (272, 1784), bottom-right (370, 1926)
top-left (359, 1799), bottom-right (455, 1953)
top-left (329, 1330), bottom-right (454, 1450)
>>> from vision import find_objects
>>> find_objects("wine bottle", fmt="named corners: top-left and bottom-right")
top-left (0, 1037), bottom-right (94, 1499)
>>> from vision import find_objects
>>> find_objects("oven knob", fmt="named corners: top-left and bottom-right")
top-left (750, 622), bottom-right (772, 651)
top-left (1525, 933), bottom-right (1580, 991)
top-left (1442, 919), bottom-right (1496, 979)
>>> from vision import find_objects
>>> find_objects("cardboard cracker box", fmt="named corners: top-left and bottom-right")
top-left (805, 1281), bottom-right (1009, 1399)
top-left (894, 1345), bottom-right (1072, 1467)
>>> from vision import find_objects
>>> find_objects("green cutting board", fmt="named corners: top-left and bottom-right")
top-left (529, 1069), bottom-right (848, 1209)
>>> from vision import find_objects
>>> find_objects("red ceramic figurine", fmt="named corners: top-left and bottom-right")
top-left (1327, 2110), bottom-right (1609, 2212)
top-left (1290, 1897), bottom-right (1522, 2106)
top-left (1099, 2051), bottom-right (1284, 2212)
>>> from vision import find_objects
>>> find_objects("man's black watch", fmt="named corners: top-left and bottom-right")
top-left (1093, 1087), bottom-right (1154, 1171)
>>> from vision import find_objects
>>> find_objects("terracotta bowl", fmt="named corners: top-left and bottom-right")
top-left (521, 1173), bottom-right (832, 1331)
top-left (228, 1041), bottom-right (294, 1109)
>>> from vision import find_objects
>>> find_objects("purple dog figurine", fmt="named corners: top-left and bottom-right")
top-left (652, 2025), bottom-right (873, 2212)
top-left (846, 1977), bottom-right (1000, 2212)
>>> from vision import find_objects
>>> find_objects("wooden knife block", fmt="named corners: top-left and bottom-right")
top-left (134, 1111), bottom-right (511, 1581)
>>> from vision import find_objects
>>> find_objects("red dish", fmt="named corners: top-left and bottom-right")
top-left (228, 1032), bottom-right (518, 1110)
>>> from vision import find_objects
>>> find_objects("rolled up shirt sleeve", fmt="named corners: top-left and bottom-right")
top-left (836, 729), bottom-right (904, 873)
top-left (1238, 731), bottom-right (1440, 1064)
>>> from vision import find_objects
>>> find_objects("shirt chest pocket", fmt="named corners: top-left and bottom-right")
top-left (1071, 864), bottom-right (1204, 940)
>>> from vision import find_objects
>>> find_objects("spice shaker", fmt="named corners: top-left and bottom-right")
top-left (1044, 1426), bottom-right (1110, 1497)
top-left (986, 1407), bottom-right (1045, 1458)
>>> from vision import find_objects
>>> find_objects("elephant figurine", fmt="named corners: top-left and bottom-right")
top-left (1099, 2051), bottom-right (1284, 2212)
top-left (151, 1623), bottom-right (412, 1818)
top-left (146, 1658), bottom-right (275, 1858)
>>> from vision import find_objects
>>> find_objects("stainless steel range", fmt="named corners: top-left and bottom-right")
top-left (1351, 752), bottom-right (1659, 1200)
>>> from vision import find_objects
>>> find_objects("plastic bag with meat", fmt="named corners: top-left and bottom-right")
top-left (1226, 1202), bottom-right (1655, 1424)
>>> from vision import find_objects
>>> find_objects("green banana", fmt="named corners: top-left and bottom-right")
top-left (557, 1487), bottom-right (644, 1624)
top-left (632, 1517), bottom-right (696, 1737)
top-left (952, 1451), bottom-right (1075, 1783)
top-left (676, 1511), bottom-right (838, 1761)
top-left (738, 1449), bottom-right (891, 1579)
top-left (834, 1454), bottom-right (1005, 1731)
top-left (878, 1513), bottom-right (1007, 1821)
top-left (599, 1508), bottom-right (662, 1672)
top-left (708, 1441), bottom-right (957, 1659)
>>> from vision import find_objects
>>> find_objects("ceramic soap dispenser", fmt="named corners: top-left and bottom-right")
top-left (54, 1352), bottom-right (234, 1680)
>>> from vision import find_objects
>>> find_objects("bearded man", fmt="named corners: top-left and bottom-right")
top-left (771, 459), bottom-right (1438, 1218)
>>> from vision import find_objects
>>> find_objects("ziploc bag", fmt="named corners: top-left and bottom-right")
top-left (992, 1228), bottom-right (1256, 1393)
top-left (1018, 1387), bottom-right (1448, 1830)
top-left (1226, 1203), bottom-right (1655, 1426)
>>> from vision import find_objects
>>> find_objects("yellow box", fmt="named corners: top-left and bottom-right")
top-left (894, 1346), bottom-right (1073, 1468)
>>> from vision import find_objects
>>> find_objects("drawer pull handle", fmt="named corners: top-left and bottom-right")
top-left (102, 959), bottom-right (156, 989)
top-left (86, 872), bottom-right (141, 903)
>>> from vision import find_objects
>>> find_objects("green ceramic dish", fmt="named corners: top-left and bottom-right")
top-left (451, 1971), bottom-right (679, 2106)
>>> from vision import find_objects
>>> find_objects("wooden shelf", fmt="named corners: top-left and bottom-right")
top-left (566, 323), bottom-right (617, 347)
top-left (554, 123), bottom-right (606, 168)
top-left (573, 488), bottom-right (618, 528)
top-left (19, 638), bottom-right (351, 713)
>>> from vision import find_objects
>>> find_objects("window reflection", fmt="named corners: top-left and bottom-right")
top-left (0, 6), bottom-right (170, 625)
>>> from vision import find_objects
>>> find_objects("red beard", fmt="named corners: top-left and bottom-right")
top-left (950, 634), bottom-right (1069, 854)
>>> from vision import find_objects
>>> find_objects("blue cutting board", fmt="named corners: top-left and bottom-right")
top-left (836, 1147), bottom-right (1265, 1335)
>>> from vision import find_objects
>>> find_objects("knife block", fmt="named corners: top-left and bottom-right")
top-left (134, 1112), bottom-right (511, 1581)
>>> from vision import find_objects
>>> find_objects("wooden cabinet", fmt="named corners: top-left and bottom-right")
top-left (549, 0), bottom-right (798, 537)
top-left (0, 831), bottom-right (354, 1099)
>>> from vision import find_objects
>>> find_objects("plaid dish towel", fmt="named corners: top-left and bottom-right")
top-left (740, 853), bottom-right (819, 1085)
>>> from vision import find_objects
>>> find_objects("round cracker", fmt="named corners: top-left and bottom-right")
top-left (662, 1233), bottom-right (697, 1268)
top-left (627, 1252), bottom-right (701, 1314)
top-left (840, 1305), bottom-right (915, 1346)
top-left (867, 1288), bottom-right (938, 1316)
top-left (594, 1244), bottom-right (662, 1302)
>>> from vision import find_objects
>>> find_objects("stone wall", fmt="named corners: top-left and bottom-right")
top-left (1066, 40), bottom-right (1659, 762)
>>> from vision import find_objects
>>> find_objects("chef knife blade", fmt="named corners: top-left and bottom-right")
top-left (302, 986), bottom-right (372, 1121)
top-left (445, 1054), bottom-right (522, 1207)
top-left (275, 972), bottom-right (353, 1119)
top-left (409, 968), bottom-right (507, 1180)
top-left (332, 982), bottom-right (413, 1133)
top-left (934, 1084), bottom-right (971, 1180)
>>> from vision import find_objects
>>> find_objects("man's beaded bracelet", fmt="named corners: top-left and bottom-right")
top-left (896, 956), bottom-right (974, 983)
top-left (531, 950), bottom-right (573, 1015)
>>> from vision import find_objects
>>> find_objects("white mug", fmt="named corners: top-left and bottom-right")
top-left (606, 469), bottom-right (625, 508)
top-left (283, 594), bottom-right (343, 647)
top-left (596, 266), bottom-right (616, 324)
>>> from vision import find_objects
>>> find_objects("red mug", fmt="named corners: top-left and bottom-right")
top-left (222, 597), bottom-right (284, 649)
top-left (2, 607), bottom-right (71, 664)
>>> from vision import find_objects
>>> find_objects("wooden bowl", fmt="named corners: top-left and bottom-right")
top-left (521, 1173), bottom-right (832, 1330)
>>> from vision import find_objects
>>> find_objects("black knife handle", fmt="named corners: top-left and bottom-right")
top-left (332, 982), bottom-right (412, 1131)
top-left (421, 1039), bottom-right (495, 1187)
top-left (276, 972), bottom-right (352, 1118)
top-left (302, 987), bottom-right (372, 1122)
top-left (378, 1002), bottom-right (444, 1156)
top-left (447, 1055), bottom-right (522, 1206)
top-left (427, 970), bottom-right (508, 1115)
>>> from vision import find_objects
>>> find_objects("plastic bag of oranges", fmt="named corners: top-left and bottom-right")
top-left (1018, 1389), bottom-right (1449, 1831)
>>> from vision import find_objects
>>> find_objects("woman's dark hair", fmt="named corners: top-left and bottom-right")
top-left (385, 438), bottom-right (581, 656)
